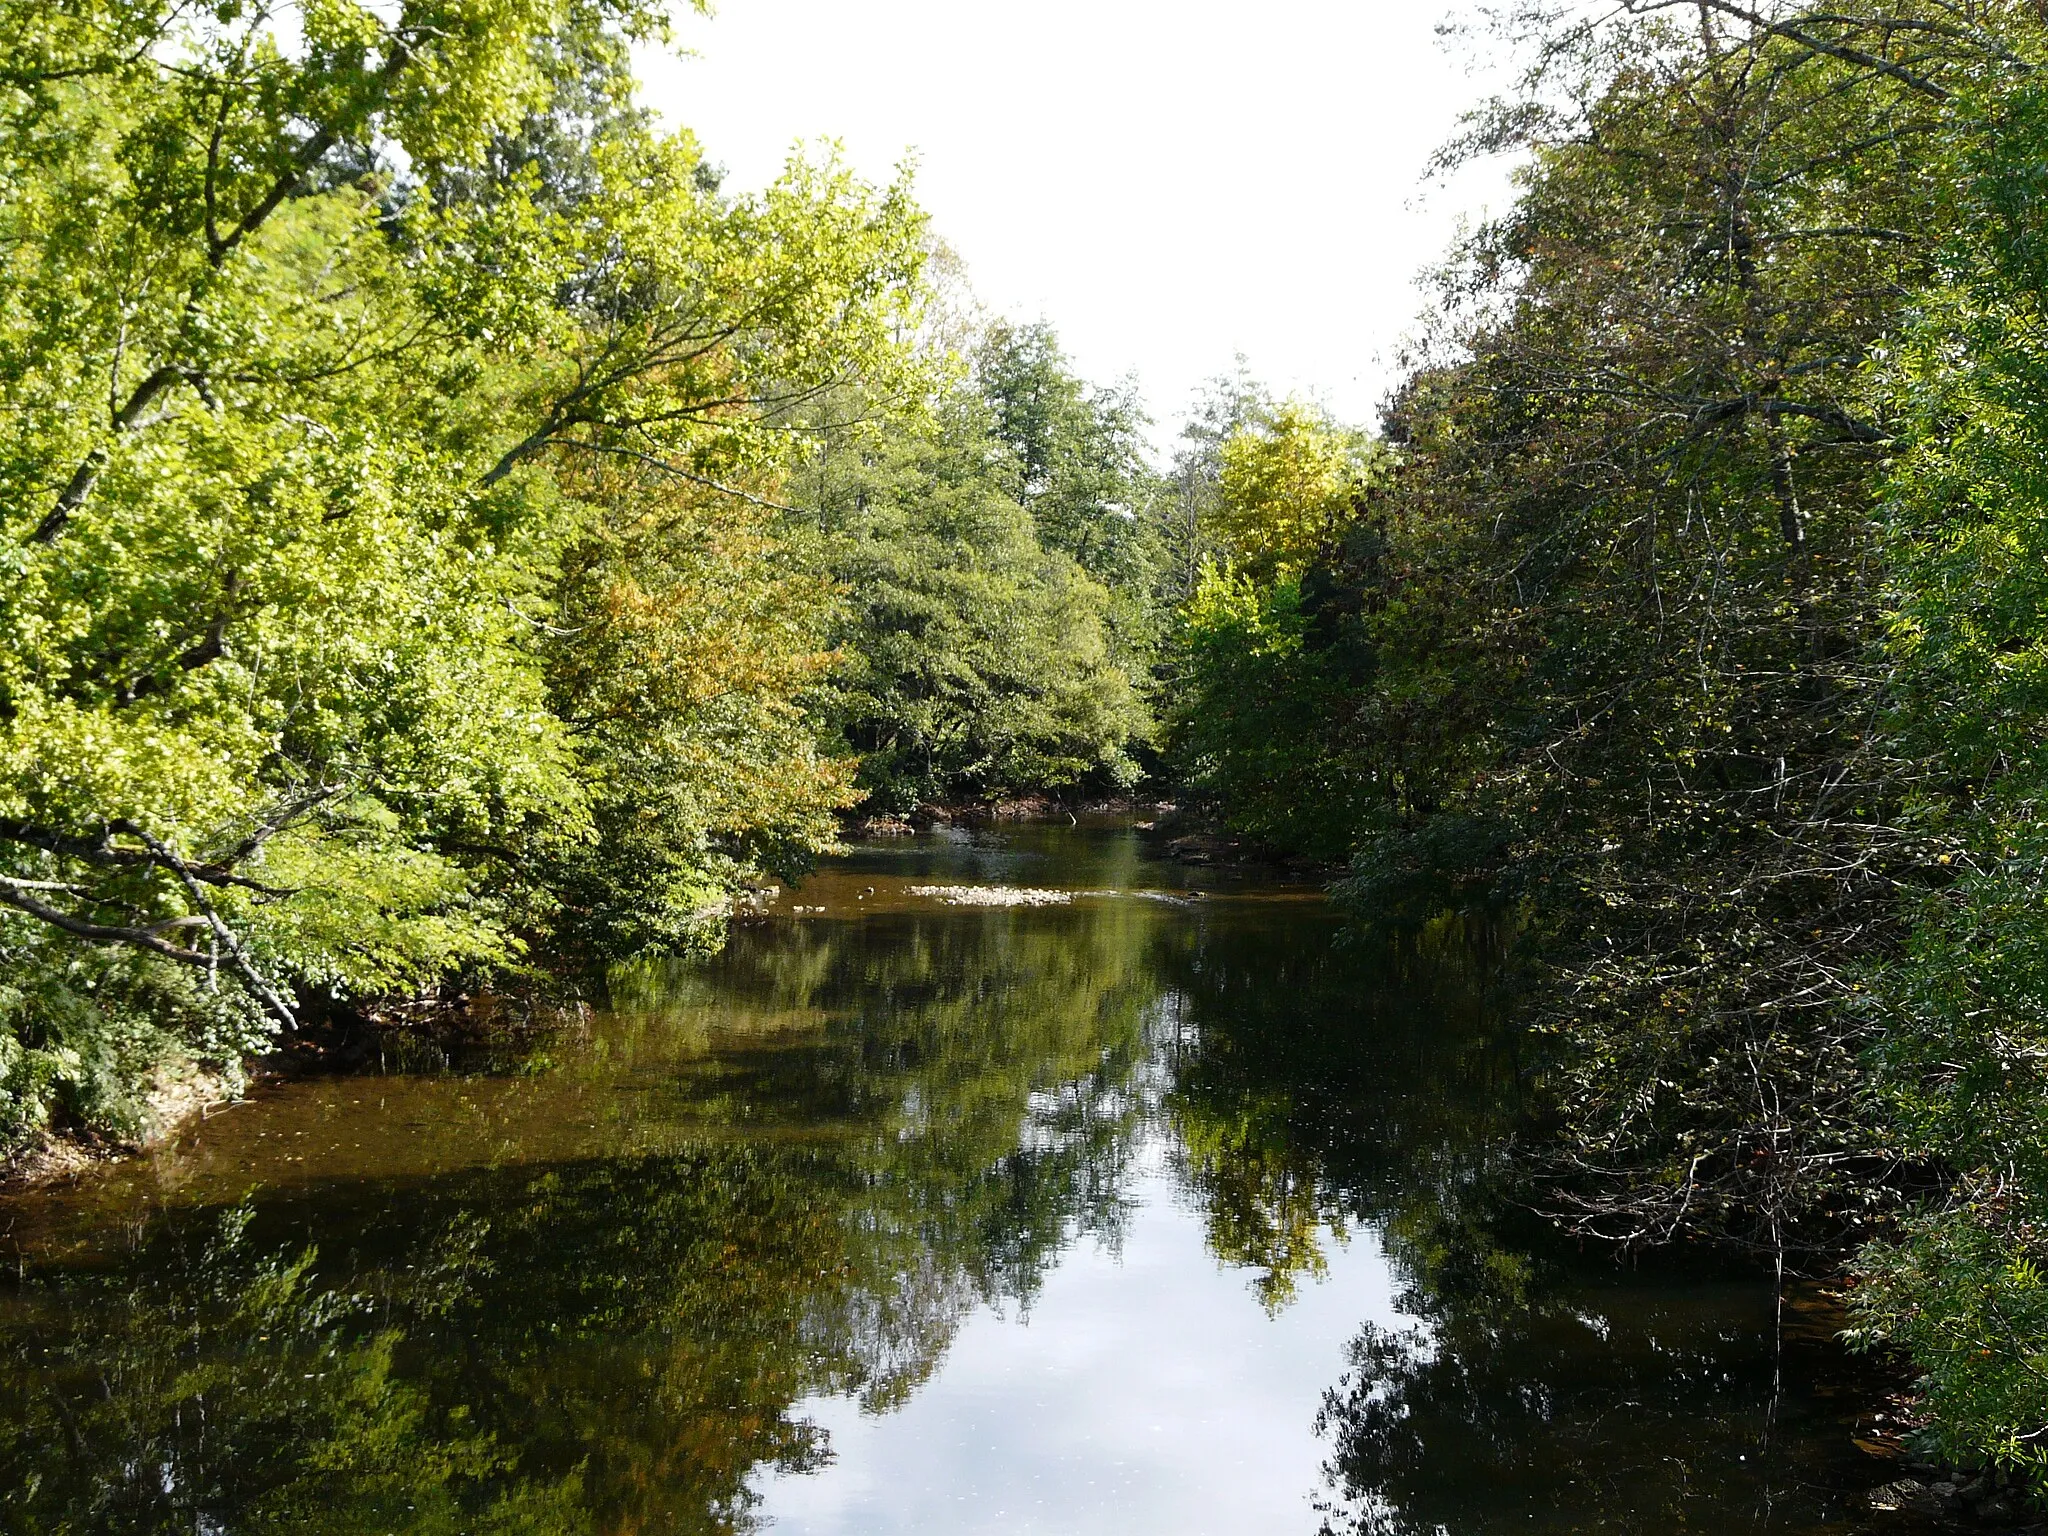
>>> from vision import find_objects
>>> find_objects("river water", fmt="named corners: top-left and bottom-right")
top-left (0, 821), bottom-right (1916, 1534)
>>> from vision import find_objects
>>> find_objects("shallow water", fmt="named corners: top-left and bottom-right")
top-left (0, 822), bottom-right (1912, 1535)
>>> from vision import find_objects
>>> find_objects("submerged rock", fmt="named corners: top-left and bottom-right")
top-left (1869, 1478), bottom-right (1943, 1516)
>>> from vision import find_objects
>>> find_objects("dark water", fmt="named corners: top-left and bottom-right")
top-left (0, 822), bottom-right (1913, 1535)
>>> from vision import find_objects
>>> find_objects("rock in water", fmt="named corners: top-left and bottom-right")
top-left (1868, 1479), bottom-right (1942, 1516)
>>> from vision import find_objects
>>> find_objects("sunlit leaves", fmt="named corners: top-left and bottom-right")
top-left (1212, 401), bottom-right (1381, 583)
top-left (1855, 71), bottom-right (2048, 1475)
top-left (0, 0), bottom-right (928, 1135)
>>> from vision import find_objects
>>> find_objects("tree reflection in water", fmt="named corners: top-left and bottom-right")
top-left (1156, 907), bottom-right (1885, 1533)
top-left (2, 890), bottom-right (1166, 1535)
top-left (1310, 1277), bottom-right (1880, 1536)
top-left (0, 829), bottom-right (1887, 1535)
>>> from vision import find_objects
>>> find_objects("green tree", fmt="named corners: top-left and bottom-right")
top-left (973, 320), bottom-right (1159, 603)
top-left (1168, 564), bottom-right (1373, 861)
top-left (535, 465), bottom-right (857, 960)
top-left (1212, 400), bottom-right (1379, 583)
top-left (1164, 397), bottom-right (1420, 861)
top-left (0, 0), bottom-right (927, 1143)
top-left (1851, 65), bottom-right (2048, 1477)
top-left (1155, 363), bottom-right (1269, 606)
top-left (1201, 1), bottom-right (1997, 1254)
top-left (789, 379), bottom-right (1151, 811)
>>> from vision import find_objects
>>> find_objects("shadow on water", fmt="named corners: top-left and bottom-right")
top-left (0, 823), bottom-right (1908, 1535)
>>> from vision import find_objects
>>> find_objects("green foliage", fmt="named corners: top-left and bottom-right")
top-left (536, 470), bottom-right (856, 959)
top-left (1155, 364), bottom-right (1269, 605)
top-left (1168, 563), bottom-right (1372, 861)
top-left (1176, 0), bottom-right (1973, 1246)
top-left (1849, 70), bottom-right (2048, 1475)
top-left (1212, 400), bottom-right (1379, 583)
top-left (1158, 1), bottom-right (2048, 1475)
top-left (0, 937), bottom-right (265, 1147)
top-left (0, 0), bottom-right (927, 1143)
top-left (789, 364), bottom-right (1153, 812)
top-left (1163, 398), bottom-right (1485, 864)
top-left (1855, 1200), bottom-right (2048, 1476)
top-left (973, 320), bottom-right (1158, 603)
top-left (1161, 397), bottom-right (1394, 858)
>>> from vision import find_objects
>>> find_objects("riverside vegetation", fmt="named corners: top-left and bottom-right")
top-left (7, 0), bottom-right (2048, 1501)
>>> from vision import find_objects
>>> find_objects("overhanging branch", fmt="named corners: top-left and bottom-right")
top-left (0, 881), bottom-right (212, 965)
top-left (0, 819), bottom-right (294, 896)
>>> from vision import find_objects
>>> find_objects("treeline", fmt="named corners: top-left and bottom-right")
top-left (790, 314), bottom-right (1160, 810)
top-left (1168, 0), bottom-right (2048, 1480)
top-left (0, 0), bottom-right (1175, 1148)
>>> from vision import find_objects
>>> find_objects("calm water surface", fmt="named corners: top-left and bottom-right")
top-left (0, 823), bottom-right (1913, 1534)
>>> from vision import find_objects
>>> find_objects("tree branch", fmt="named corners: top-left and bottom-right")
top-left (119, 571), bottom-right (241, 704)
top-left (0, 816), bottom-right (297, 896)
top-left (0, 882), bottom-right (212, 965)
top-left (30, 31), bottom-right (417, 544)
top-left (29, 363), bottom-right (187, 544)
top-left (118, 822), bottom-right (297, 1028)
top-left (1626, 0), bottom-right (1969, 99)
top-left (553, 440), bottom-right (810, 514)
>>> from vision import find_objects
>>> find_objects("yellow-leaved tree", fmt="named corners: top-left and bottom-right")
top-left (1213, 401), bottom-right (1380, 581)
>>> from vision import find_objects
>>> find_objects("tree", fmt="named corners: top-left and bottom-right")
top-left (1212, 400), bottom-right (1380, 583)
top-left (1165, 395), bottom-right (1420, 860)
top-left (972, 320), bottom-right (1158, 602)
top-left (1155, 362), bottom-right (1269, 606)
top-left (0, 0), bottom-right (928, 1142)
top-left (534, 465), bottom-right (857, 960)
top-left (788, 380), bottom-right (1150, 810)
top-left (1850, 65), bottom-right (2048, 1478)
top-left (1270, 0), bottom-right (1978, 1253)
top-left (1170, 0), bottom-right (2048, 1475)
top-left (1168, 563), bottom-right (1376, 862)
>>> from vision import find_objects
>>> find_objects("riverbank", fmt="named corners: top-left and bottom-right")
top-left (0, 1057), bottom-right (238, 1192)
top-left (9, 806), bottom-right (1192, 1193)
top-left (0, 982), bottom-right (594, 1192)
top-left (846, 797), bottom-right (1341, 878)
top-left (0, 803), bottom-right (1390, 1194)
top-left (845, 794), bottom-right (1175, 836)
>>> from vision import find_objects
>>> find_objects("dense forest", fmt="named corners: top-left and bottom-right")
top-left (8, 0), bottom-right (2048, 1494)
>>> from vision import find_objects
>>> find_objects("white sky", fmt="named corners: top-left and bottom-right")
top-left (637, 2), bottom-right (1518, 439)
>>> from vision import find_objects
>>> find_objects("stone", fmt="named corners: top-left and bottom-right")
top-left (1869, 1479), bottom-right (1943, 1516)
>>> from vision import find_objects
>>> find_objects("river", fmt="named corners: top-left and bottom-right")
top-left (0, 820), bottom-right (1915, 1534)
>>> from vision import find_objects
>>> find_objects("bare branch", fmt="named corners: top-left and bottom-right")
top-left (553, 440), bottom-right (811, 515)
top-left (114, 822), bottom-right (297, 1028)
top-left (0, 883), bottom-right (212, 965)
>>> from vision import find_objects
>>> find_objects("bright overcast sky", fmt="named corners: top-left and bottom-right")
top-left (636, 1), bottom-right (1517, 438)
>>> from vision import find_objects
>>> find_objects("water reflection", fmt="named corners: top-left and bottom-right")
top-left (0, 825), bottom-right (1895, 1535)
top-left (1313, 1277), bottom-right (1877, 1536)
